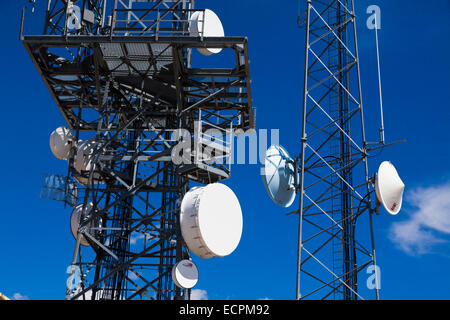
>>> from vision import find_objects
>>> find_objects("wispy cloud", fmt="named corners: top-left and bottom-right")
top-left (130, 232), bottom-right (146, 245)
top-left (129, 230), bottom-right (156, 245)
top-left (128, 270), bottom-right (140, 281)
top-left (389, 183), bottom-right (450, 255)
top-left (190, 289), bottom-right (208, 300)
top-left (12, 293), bottom-right (29, 300)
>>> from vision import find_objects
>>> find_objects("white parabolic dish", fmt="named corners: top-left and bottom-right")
top-left (180, 183), bottom-right (243, 259)
top-left (189, 9), bottom-right (224, 56)
top-left (171, 260), bottom-right (199, 289)
top-left (49, 126), bottom-right (74, 160)
top-left (74, 139), bottom-right (103, 186)
top-left (375, 161), bottom-right (405, 215)
top-left (262, 145), bottom-right (297, 208)
top-left (70, 203), bottom-right (96, 247)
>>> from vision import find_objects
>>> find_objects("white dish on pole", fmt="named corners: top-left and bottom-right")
top-left (74, 139), bottom-right (103, 186)
top-left (180, 183), bottom-right (243, 259)
top-left (262, 145), bottom-right (297, 208)
top-left (375, 161), bottom-right (405, 215)
top-left (172, 260), bottom-right (199, 289)
top-left (70, 202), bottom-right (100, 247)
top-left (189, 9), bottom-right (224, 56)
top-left (49, 126), bottom-right (74, 160)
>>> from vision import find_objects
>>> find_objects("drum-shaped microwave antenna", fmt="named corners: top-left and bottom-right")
top-left (171, 260), bottom-right (199, 289)
top-left (74, 139), bottom-right (103, 186)
top-left (180, 183), bottom-right (243, 259)
top-left (70, 202), bottom-right (101, 247)
top-left (189, 9), bottom-right (224, 56)
top-left (261, 145), bottom-right (297, 208)
top-left (49, 127), bottom-right (74, 160)
top-left (375, 161), bottom-right (405, 215)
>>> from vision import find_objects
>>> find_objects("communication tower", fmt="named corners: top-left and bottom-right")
top-left (22, 0), bottom-right (253, 300)
top-left (262, 0), bottom-right (404, 300)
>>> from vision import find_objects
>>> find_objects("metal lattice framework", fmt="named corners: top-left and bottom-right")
top-left (23, 0), bottom-right (253, 300)
top-left (295, 0), bottom-right (380, 300)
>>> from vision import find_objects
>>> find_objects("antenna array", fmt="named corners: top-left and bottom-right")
top-left (24, 0), bottom-right (253, 300)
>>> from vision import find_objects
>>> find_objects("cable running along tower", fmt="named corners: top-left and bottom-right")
top-left (22, 0), bottom-right (253, 300)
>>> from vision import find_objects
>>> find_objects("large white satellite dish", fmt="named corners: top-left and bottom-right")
top-left (375, 161), bottom-right (405, 215)
top-left (262, 145), bottom-right (297, 208)
top-left (70, 203), bottom-right (101, 247)
top-left (74, 139), bottom-right (103, 186)
top-left (189, 9), bottom-right (225, 56)
top-left (49, 127), bottom-right (74, 160)
top-left (180, 183), bottom-right (243, 259)
top-left (171, 260), bottom-right (199, 289)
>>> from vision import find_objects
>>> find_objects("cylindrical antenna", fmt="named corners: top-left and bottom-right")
top-left (375, 14), bottom-right (385, 144)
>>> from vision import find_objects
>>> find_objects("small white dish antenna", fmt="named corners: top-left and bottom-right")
top-left (171, 260), bottom-right (199, 289)
top-left (70, 203), bottom-right (101, 246)
top-left (74, 139), bottom-right (103, 186)
top-left (180, 183), bottom-right (243, 259)
top-left (189, 9), bottom-right (225, 56)
top-left (262, 145), bottom-right (297, 208)
top-left (375, 161), bottom-right (405, 215)
top-left (49, 127), bottom-right (74, 160)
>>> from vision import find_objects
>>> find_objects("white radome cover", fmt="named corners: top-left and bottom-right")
top-left (262, 145), bottom-right (297, 208)
top-left (180, 183), bottom-right (243, 259)
top-left (74, 139), bottom-right (103, 186)
top-left (171, 260), bottom-right (199, 289)
top-left (70, 202), bottom-right (96, 247)
top-left (49, 126), bottom-right (74, 160)
top-left (189, 9), bottom-right (224, 56)
top-left (375, 161), bottom-right (405, 215)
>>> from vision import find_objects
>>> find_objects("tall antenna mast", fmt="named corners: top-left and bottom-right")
top-left (295, 0), bottom-right (378, 300)
top-left (24, 0), bottom-right (254, 300)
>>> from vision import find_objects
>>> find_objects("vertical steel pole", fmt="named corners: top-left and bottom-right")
top-left (101, 0), bottom-right (108, 28)
top-left (66, 233), bottom-right (82, 300)
top-left (44, 0), bottom-right (52, 34)
top-left (350, 0), bottom-right (380, 300)
top-left (374, 14), bottom-right (385, 144)
top-left (296, 0), bottom-right (311, 301)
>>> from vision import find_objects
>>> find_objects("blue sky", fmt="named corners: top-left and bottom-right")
top-left (1, 0), bottom-right (450, 300)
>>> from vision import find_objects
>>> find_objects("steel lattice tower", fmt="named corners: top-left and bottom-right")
top-left (296, 0), bottom-right (379, 300)
top-left (23, 0), bottom-right (253, 300)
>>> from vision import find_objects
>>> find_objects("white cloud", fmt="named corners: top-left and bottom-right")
top-left (130, 232), bottom-right (145, 245)
top-left (190, 289), bottom-right (208, 300)
top-left (389, 183), bottom-right (450, 255)
top-left (12, 293), bottom-right (28, 300)
top-left (129, 231), bottom-right (154, 245)
top-left (128, 270), bottom-right (140, 281)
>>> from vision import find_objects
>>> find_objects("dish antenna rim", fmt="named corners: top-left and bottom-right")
top-left (375, 160), bottom-right (405, 215)
top-left (262, 144), bottom-right (298, 208)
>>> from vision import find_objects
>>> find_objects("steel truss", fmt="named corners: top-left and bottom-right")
top-left (23, 0), bottom-right (253, 300)
top-left (296, 0), bottom-right (379, 300)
